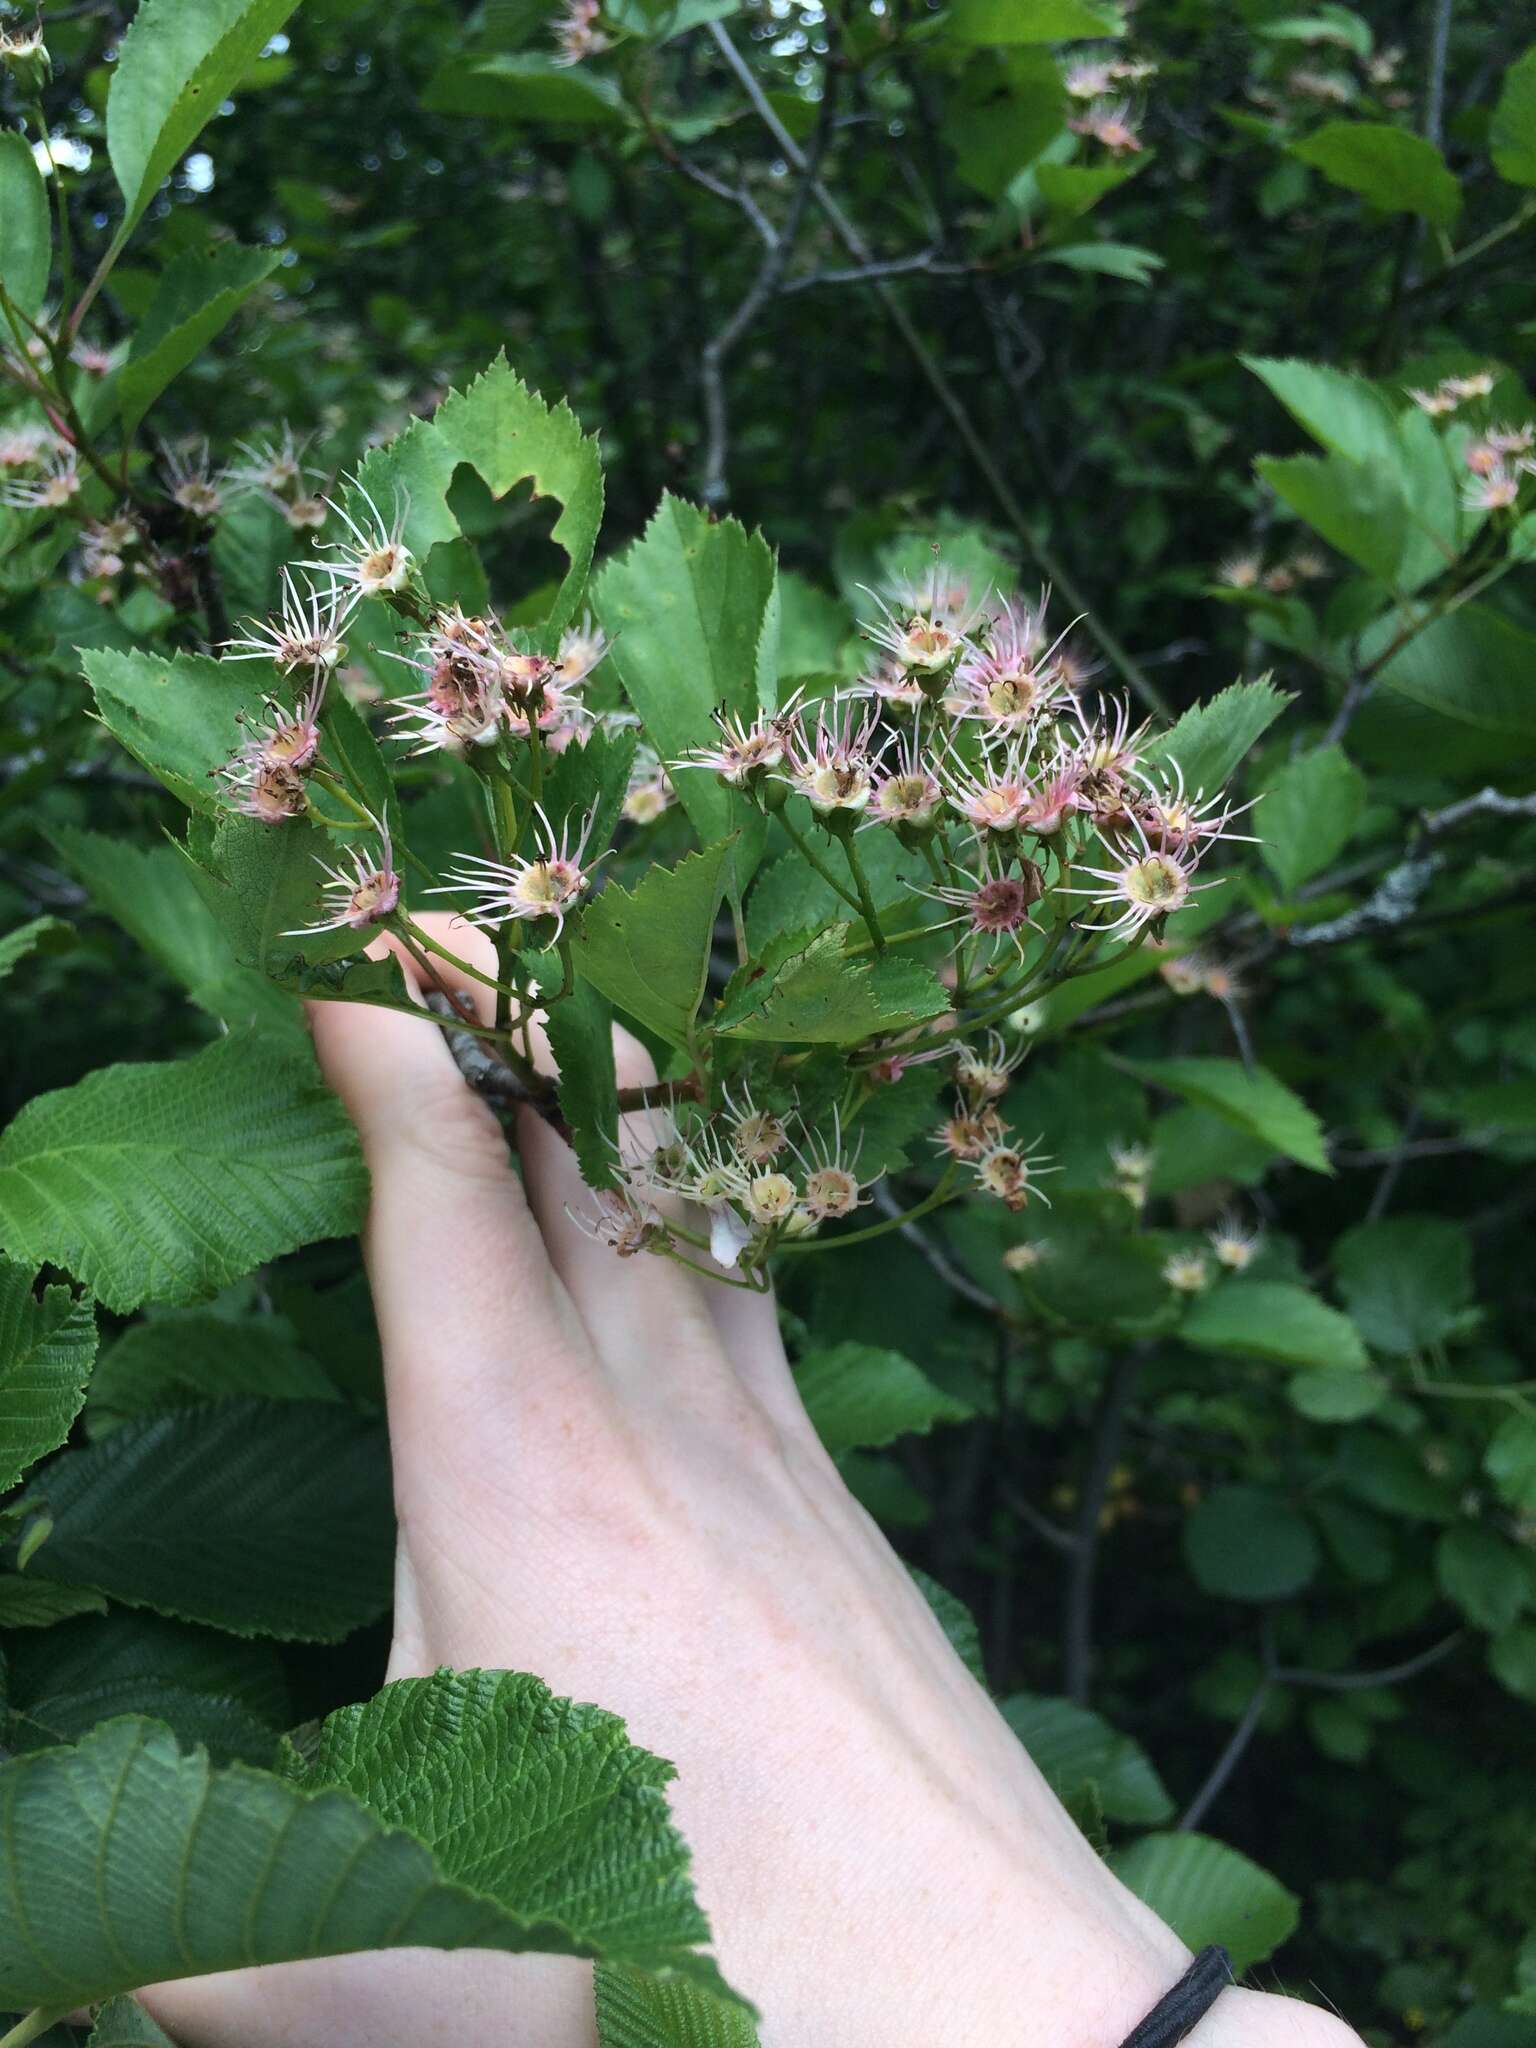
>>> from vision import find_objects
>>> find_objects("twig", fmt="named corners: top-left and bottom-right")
top-left (1424, 0), bottom-right (1455, 148)
top-left (871, 1182), bottom-right (1006, 1317)
top-left (704, 22), bottom-right (1171, 721)
top-left (1272, 1632), bottom-right (1464, 1692)
top-left (1364, 1100), bottom-right (1423, 1223)
top-left (1289, 853), bottom-right (1444, 947)
top-left (780, 247), bottom-right (969, 292)
top-left (1422, 787), bottom-right (1536, 835)
top-left (1178, 1672), bottom-right (1276, 1833)
top-left (1002, 1484), bottom-right (1078, 1556)
top-left (1063, 1346), bottom-right (1144, 1705)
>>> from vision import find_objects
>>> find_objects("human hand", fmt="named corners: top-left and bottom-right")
top-left (140, 918), bottom-right (1361, 2048)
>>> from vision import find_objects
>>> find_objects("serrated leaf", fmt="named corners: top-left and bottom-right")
top-left (185, 811), bottom-right (370, 977)
top-left (906, 1567), bottom-right (986, 1684)
top-left (21, 1398), bottom-right (393, 1640)
top-left (1491, 45), bottom-right (1536, 186)
top-left (0, 1259), bottom-right (97, 1495)
top-left (716, 928), bottom-right (948, 1044)
top-left (573, 842), bottom-right (731, 1049)
top-left (1038, 241), bottom-right (1163, 285)
top-left (1110, 1832), bottom-right (1299, 1972)
top-left (544, 973), bottom-right (621, 1190)
top-left (0, 1684), bottom-right (736, 2012)
top-left (118, 241), bottom-right (281, 434)
top-left (1180, 1279), bottom-right (1367, 1372)
top-left (1184, 1484), bottom-right (1320, 1601)
top-left (1373, 604), bottom-right (1536, 740)
top-left (353, 351), bottom-right (603, 636)
top-left (1256, 744), bottom-right (1366, 894)
top-left (0, 131), bottom-right (50, 321)
top-left (1257, 451), bottom-right (1409, 586)
top-left (422, 52), bottom-right (631, 127)
top-left (7, 1607), bottom-right (289, 1726)
top-left (82, 646), bottom-right (273, 812)
top-left (0, 916), bottom-right (73, 982)
top-left (593, 494), bottom-right (776, 861)
top-left (1332, 1216), bottom-right (1471, 1354)
top-left (1490, 1625), bottom-right (1536, 1702)
top-left (107, 0), bottom-right (304, 243)
top-left (1122, 1056), bottom-right (1330, 1174)
top-left (1485, 1414), bottom-right (1536, 1513)
top-left (88, 1997), bottom-right (179, 2048)
top-left (0, 1578), bottom-right (108, 1627)
top-left (794, 1341), bottom-right (972, 1456)
top-left (1000, 1694), bottom-right (1174, 1825)
top-left (1141, 677), bottom-right (1291, 794)
top-left (288, 1668), bottom-right (740, 2000)
top-left (1243, 356), bottom-right (1402, 466)
top-left (87, 1307), bottom-right (340, 1432)
top-left (596, 1966), bottom-right (761, 2047)
top-left (1290, 120), bottom-right (1460, 227)
top-left (0, 1035), bottom-right (367, 1313)
top-left (50, 824), bottom-right (297, 1037)
top-left (1436, 1525), bottom-right (1529, 1635)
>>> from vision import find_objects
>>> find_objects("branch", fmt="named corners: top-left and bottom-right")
top-left (871, 1181), bottom-right (1006, 1317)
top-left (779, 247), bottom-right (969, 292)
top-left (1178, 1673), bottom-right (1275, 1834)
top-left (1063, 1346), bottom-right (1144, 1705)
top-left (704, 22), bottom-right (1171, 721)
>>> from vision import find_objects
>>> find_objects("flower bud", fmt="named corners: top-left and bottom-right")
top-left (1, 26), bottom-right (51, 94)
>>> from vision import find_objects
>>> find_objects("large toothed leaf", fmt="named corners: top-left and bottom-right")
top-left (1289, 120), bottom-right (1461, 228)
top-left (107, 0), bottom-right (304, 243)
top-left (0, 1678), bottom-right (738, 2013)
top-left (82, 647), bottom-right (275, 813)
top-left (545, 972), bottom-right (621, 1189)
top-left (352, 350), bottom-right (603, 635)
top-left (21, 1398), bottom-right (393, 1640)
top-left (1000, 1694), bottom-right (1175, 1826)
top-left (88, 1998), bottom-right (179, 2048)
top-left (593, 493), bottom-right (777, 867)
top-left (286, 1668), bottom-right (738, 2000)
top-left (574, 842), bottom-right (733, 1049)
top-left (716, 928), bottom-right (948, 1044)
top-left (118, 240), bottom-right (281, 434)
top-left (0, 1036), bottom-right (366, 1314)
top-left (1179, 1280), bottom-right (1368, 1373)
top-left (0, 1259), bottom-right (97, 1495)
top-left (597, 1967), bottom-right (762, 2048)
top-left (0, 130), bottom-right (51, 322)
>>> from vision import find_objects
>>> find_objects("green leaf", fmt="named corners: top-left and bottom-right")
top-left (1290, 120), bottom-right (1461, 227)
top-left (1000, 1694), bottom-right (1174, 1825)
top-left (545, 972), bottom-right (621, 1189)
top-left (1121, 1056), bottom-right (1330, 1174)
top-left (1184, 1484), bottom-right (1320, 1601)
top-left (107, 0), bottom-right (304, 243)
top-left (0, 130), bottom-right (51, 321)
top-left (1257, 451), bottom-right (1409, 587)
top-left (1491, 46), bottom-right (1536, 186)
top-left (716, 928), bottom-right (948, 1044)
top-left (0, 1259), bottom-right (97, 1495)
top-left (594, 494), bottom-right (777, 860)
top-left (1180, 1280), bottom-right (1368, 1373)
top-left (949, 81), bottom-right (1066, 199)
top-left (422, 53), bottom-right (630, 128)
top-left (1038, 242), bottom-right (1163, 285)
top-left (1243, 356), bottom-right (1401, 466)
top-left (1374, 605), bottom-right (1536, 741)
top-left (1485, 1414), bottom-right (1536, 1513)
top-left (22, 1398), bottom-right (393, 1641)
top-left (87, 1307), bottom-right (340, 1431)
top-left (596, 1966), bottom-right (761, 2048)
top-left (794, 1342), bottom-right (972, 1457)
top-left (287, 1668), bottom-right (741, 2000)
top-left (88, 1997), bottom-right (180, 2048)
top-left (907, 1567), bottom-right (986, 1684)
top-left (1489, 1624), bottom-right (1536, 1703)
top-left (1141, 677), bottom-right (1291, 794)
top-left (573, 842), bottom-right (731, 1049)
top-left (1110, 1832), bottom-right (1300, 1972)
top-left (0, 1682), bottom-right (735, 2013)
top-left (1256, 744), bottom-right (1366, 894)
top-left (0, 1035), bottom-right (367, 1313)
top-left (1036, 160), bottom-right (1145, 217)
top-left (6, 1606), bottom-right (289, 1730)
top-left (118, 241), bottom-right (281, 434)
top-left (82, 646), bottom-right (272, 813)
top-left (0, 915), bottom-right (73, 982)
top-left (51, 824), bottom-right (297, 1037)
top-left (1332, 1216), bottom-right (1472, 1354)
top-left (0, 1578), bottom-right (108, 1627)
top-left (1288, 1369), bottom-right (1384, 1422)
top-left (353, 351), bottom-right (604, 637)
top-left (948, 0), bottom-right (1122, 36)
top-left (1436, 1525), bottom-right (1529, 1634)
top-left (186, 811), bottom-right (371, 978)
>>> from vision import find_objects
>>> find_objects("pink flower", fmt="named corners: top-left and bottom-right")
top-left (286, 814), bottom-right (402, 935)
top-left (780, 695), bottom-right (886, 816)
top-left (223, 569), bottom-right (355, 673)
top-left (432, 804), bottom-right (598, 940)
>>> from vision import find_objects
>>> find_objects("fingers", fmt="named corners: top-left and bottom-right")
top-left (305, 933), bottom-right (593, 1451)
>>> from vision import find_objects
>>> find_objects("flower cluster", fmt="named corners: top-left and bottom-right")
top-left (585, 1093), bottom-right (876, 1271)
top-left (230, 426), bottom-right (329, 532)
top-left (928, 1030), bottom-right (1056, 1212)
top-left (1064, 52), bottom-right (1156, 155)
top-left (552, 0), bottom-right (608, 65)
top-left (213, 570), bottom-right (358, 821)
top-left (389, 601), bottom-right (609, 756)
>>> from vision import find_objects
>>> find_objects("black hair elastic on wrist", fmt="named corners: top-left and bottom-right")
top-left (1116, 1946), bottom-right (1234, 2048)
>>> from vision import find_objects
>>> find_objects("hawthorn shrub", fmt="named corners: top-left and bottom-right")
top-left (1, 0), bottom-right (1534, 2043)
